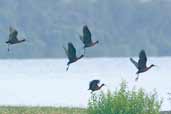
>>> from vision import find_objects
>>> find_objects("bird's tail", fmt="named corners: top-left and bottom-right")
top-left (21, 39), bottom-right (26, 42)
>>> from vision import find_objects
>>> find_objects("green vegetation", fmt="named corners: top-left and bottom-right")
top-left (88, 81), bottom-right (162, 114)
top-left (0, 106), bottom-right (169, 114)
top-left (0, 81), bottom-right (166, 114)
top-left (0, 106), bottom-right (87, 114)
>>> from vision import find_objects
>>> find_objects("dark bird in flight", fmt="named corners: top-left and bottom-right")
top-left (63, 42), bottom-right (84, 71)
top-left (130, 50), bottom-right (156, 81)
top-left (88, 80), bottom-right (105, 93)
top-left (79, 25), bottom-right (99, 54)
top-left (6, 27), bottom-right (26, 51)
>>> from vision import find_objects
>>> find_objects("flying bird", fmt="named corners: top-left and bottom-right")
top-left (88, 80), bottom-right (105, 93)
top-left (79, 25), bottom-right (99, 54)
top-left (63, 42), bottom-right (84, 71)
top-left (6, 27), bottom-right (26, 51)
top-left (130, 50), bottom-right (156, 81)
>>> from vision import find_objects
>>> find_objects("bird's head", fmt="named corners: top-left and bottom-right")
top-left (80, 54), bottom-right (84, 58)
top-left (151, 64), bottom-right (156, 67)
top-left (101, 83), bottom-right (105, 87)
top-left (95, 40), bottom-right (99, 44)
top-left (22, 39), bottom-right (26, 42)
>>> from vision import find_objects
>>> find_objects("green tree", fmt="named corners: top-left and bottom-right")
top-left (88, 81), bottom-right (162, 114)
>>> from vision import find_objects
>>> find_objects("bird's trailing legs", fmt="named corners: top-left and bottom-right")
top-left (8, 44), bottom-right (10, 52)
top-left (66, 64), bottom-right (70, 71)
top-left (135, 74), bottom-right (139, 81)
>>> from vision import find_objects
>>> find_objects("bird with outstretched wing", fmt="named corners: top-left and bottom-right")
top-left (138, 50), bottom-right (147, 70)
top-left (82, 25), bottom-right (92, 45)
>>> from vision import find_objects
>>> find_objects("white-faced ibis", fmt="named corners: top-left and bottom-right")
top-left (63, 42), bottom-right (84, 71)
top-left (130, 50), bottom-right (156, 81)
top-left (79, 25), bottom-right (99, 54)
top-left (88, 80), bottom-right (105, 93)
top-left (6, 27), bottom-right (26, 51)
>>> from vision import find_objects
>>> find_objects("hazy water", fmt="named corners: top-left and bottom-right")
top-left (0, 58), bottom-right (170, 111)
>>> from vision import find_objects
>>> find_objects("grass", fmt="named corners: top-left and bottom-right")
top-left (0, 106), bottom-right (87, 114)
top-left (0, 106), bottom-right (169, 114)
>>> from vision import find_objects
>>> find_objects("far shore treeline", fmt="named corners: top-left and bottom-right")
top-left (0, 0), bottom-right (170, 58)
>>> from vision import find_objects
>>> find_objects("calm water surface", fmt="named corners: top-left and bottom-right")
top-left (0, 58), bottom-right (170, 111)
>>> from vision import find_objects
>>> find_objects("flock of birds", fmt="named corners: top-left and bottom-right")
top-left (5, 25), bottom-right (156, 93)
top-left (89, 49), bottom-right (156, 93)
top-left (63, 25), bottom-right (99, 71)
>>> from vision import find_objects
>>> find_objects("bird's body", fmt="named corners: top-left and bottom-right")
top-left (63, 42), bottom-right (84, 71)
top-left (6, 38), bottom-right (25, 45)
top-left (6, 27), bottom-right (26, 51)
top-left (88, 80), bottom-right (105, 93)
top-left (80, 25), bottom-right (99, 54)
top-left (130, 50), bottom-right (155, 81)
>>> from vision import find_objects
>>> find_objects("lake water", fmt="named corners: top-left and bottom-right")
top-left (0, 58), bottom-right (170, 111)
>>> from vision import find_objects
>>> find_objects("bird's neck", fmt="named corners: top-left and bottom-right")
top-left (69, 55), bottom-right (83, 64)
top-left (92, 41), bottom-right (98, 46)
top-left (18, 39), bottom-right (26, 43)
top-left (145, 65), bottom-right (154, 72)
top-left (77, 55), bottom-right (84, 60)
top-left (98, 84), bottom-right (104, 90)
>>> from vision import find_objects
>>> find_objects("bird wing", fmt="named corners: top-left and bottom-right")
top-left (130, 58), bottom-right (138, 69)
top-left (89, 80), bottom-right (100, 90)
top-left (138, 50), bottom-right (147, 69)
top-left (63, 45), bottom-right (68, 57)
top-left (83, 25), bottom-right (92, 44)
top-left (79, 35), bottom-right (84, 43)
top-left (9, 29), bottom-right (18, 41)
top-left (68, 42), bottom-right (77, 60)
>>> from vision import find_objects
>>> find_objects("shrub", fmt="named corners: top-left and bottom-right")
top-left (88, 81), bottom-right (162, 114)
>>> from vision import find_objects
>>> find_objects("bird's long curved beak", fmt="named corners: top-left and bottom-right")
top-left (154, 65), bottom-right (158, 67)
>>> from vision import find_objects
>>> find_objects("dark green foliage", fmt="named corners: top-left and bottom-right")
top-left (88, 81), bottom-right (162, 114)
